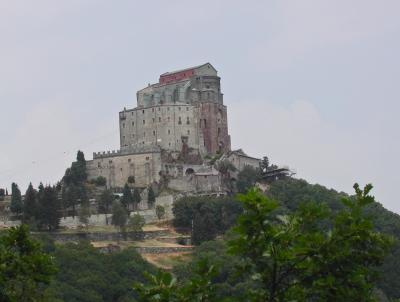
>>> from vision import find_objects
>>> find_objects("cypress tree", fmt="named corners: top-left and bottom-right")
top-left (37, 185), bottom-right (61, 231)
top-left (23, 183), bottom-right (37, 223)
top-left (147, 187), bottom-right (156, 209)
top-left (121, 184), bottom-right (133, 210)
top-left (133, 188), bottom-right (141, 211)
top-left (10, 183), bottom-right (23, 216)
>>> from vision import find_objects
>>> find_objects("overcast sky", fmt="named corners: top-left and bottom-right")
top-left (1, 1), bottom-right (399, 212)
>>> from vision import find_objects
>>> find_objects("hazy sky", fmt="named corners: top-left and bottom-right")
top-left (1, 1), bottom-right (399, 212)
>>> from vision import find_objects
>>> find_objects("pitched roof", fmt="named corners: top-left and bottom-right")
top-left (160, 63), bottom-right (215, 76)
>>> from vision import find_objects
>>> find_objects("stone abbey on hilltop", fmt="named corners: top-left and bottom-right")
top-left (87, 63), bottom-right (259, 193)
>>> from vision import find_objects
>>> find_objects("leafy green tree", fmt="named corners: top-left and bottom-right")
top-left (37, 185), bottom-right (61, 231)
top-left (23, 183), bottom-right (37, 224)
top-left (128, 213), bottom-right (145, 233)
top-left (0, 225), bottom-right (57, 301)
top-left (236, 165), bottom-right (260, 193)
top-left (192, 209), bottom-right (217, 245)
top-left (98, 189), bottom-right (114, 225)
top-left (111, 201), bottom-right (128, 235)
top-left (172, 196), bottom-right (242, 243)
top-left (133, 188), bottom-right (142, 211)
top-left (10, 182), bottom-right (23, 216)
top-left (147, 187), bottom-right (156, 209)
top-left (228, 185), bottom-right (393, 301)
top-left (155, 205), bottom-right (165, 221)
top-left (134, 259), bottom-right (217, 302)
top-left (48, 242), bottom-right (155, 302)
top-left (121, 183), bottom-right (133, 210)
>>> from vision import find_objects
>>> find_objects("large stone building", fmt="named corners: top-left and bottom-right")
top-left (87, 63), bottom-right (256, 192)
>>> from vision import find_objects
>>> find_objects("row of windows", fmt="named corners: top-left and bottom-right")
top-left (131, 106), bottom-right (191, 116)
top-left (122, 116), bottom-right (191, 128)
top-left (122, 129), bottom-right (191, 140)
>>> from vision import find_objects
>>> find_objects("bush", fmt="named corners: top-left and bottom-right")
top-left (91, 176), bottom-right (107, 187)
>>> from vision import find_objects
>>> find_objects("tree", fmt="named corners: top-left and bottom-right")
top-left (133, 188), bottom-right (142, 211)
top-left (121, 183), bottom-right (133, 210)
top-left (111, 201), bottom-right (128, 236)
top-left (214, 160), bottom-right (236, 193)
top-left (155, 205), bottom-right (165, 221)
top-left (172, 196), bottom-right (242, 242)
top-left (23, 183), bottom-right (37, 224)
top-left (98, 189), bottom-right (114, 225)
top-left (0, 188), bottom-right (4, 201)
top-left (139, 184), bottom-right (393, 301)
top-left (37, 185), bottom-right (61, 231)
top-left (259, 156), bottom-right (270, 173)
top-left (91, 176), bottom-right (107, 187)
top-left (78, 201), bottom-right (91, 230)
top-left (10, 182), bottom-right (23, 216)
top-left (128, 175), bottom-right (135, 185)
top-left (236, 165), bottom-right (260, 193)
top-left (134, 260), bottom-right (217, 302)
top-left (128, 213), bottom-right (145, 232)
top-left (0, 225), bottom-right (57, 301)
top-left (228, 185), bottom-right (393, 301)
top-left (147, 186), bottom-right (156, 209)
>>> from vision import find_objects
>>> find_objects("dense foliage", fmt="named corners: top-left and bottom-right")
top-left (172, 196), bottom-right (243, 245)
top-left (0, 226), bottom-right (56, 301)
top-left (138, 184), bottom-right (393, 301)
top-left (47, 241), bottom-right (156, 302)
top-left (267, 178), bottom-right (400, 300)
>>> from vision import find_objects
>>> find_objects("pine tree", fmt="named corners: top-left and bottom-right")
top-left (10, 183), bottom-right (23, 216)
top-left (23, 183), bottom-right (37, 223)
top-left (147, 187), bottom-right (156, 209)
top-left (133, 188), bottom-right (141, 211)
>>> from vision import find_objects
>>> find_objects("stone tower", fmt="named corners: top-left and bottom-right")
top-left (119, 63), bottom-right (231, 155)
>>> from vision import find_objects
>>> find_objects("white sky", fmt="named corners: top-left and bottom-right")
top-left (0, 0), bottom-right (399, 212)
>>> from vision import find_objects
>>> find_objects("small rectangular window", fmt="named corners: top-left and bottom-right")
top-left (142, 110), bottom-right (145, 114)
top-left (132, 121), bottom-right (134, 126)
top-left (143, 120), bottom-right (145, 124)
